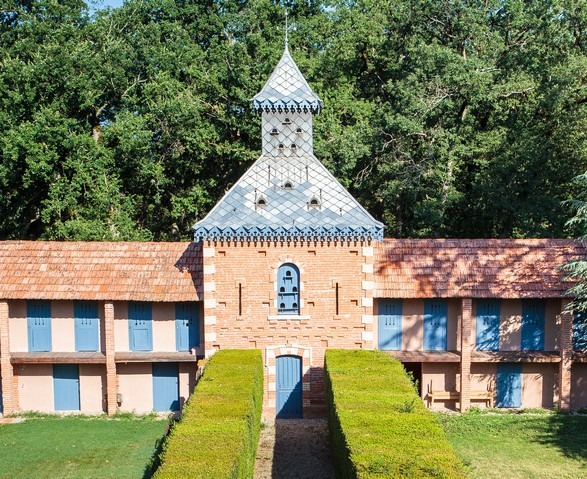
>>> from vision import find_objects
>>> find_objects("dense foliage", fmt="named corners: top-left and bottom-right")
top-left (325, 349), bottom-right (465, 478)
top-left (1, 0), bottom-right (586, 240)
top-left (153, 350), bottom-right (263, 479)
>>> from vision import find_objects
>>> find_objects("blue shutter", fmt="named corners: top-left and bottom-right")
top-left (27, 301), bottom-right (51, 352)
top-left (153, 363), bottom-right (179, 411)
top-left (378, 300), bottom-right (402, 350)
top-left (74, 301), bottom-right (99, 352)
top-left (497, 363), bottom-right (522, 408)
top-left (475, 300), bottom-right (500, 351)
top-left (521, 300), bottom-right (545, 350)
top-left (276, 355), bottom-right (302, 418)
top-left (128, 302), bottom-right (152, 351)
top-left (53, 364), bottom-right (80, 411)
top-left (424, 300), bottom-right (448, 350)
top-left (277, 264), bottom-right (300, 315)
top-left (176, 303), bottom-right (200, 351)
top-left (0, 378), bottom-right (3, 414)
top-left (573, 311), bottom-right (587, 350)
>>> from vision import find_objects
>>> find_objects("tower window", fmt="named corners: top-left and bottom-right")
top-left (291, 144), bottom-right (297, 151)
top-left (283, 181), bottom-right (294, 190)
top-left (278, 144), bottom-right (285, 152)
top-left (257, 197), bottom-right (267, 208)
top-left (270, 128), bottom-right (279, 136)
top-left (296, 127), bottom-right (303, 135)
top-left (309, 197), bottom-right (320, 208)
top-left (282, 118), bottom-right (292, 125)
top-left (277, 263), bottom-right (300, 315)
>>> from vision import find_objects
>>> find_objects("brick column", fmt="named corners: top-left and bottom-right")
top-left (203, 242), bottom-right (217, 358)
top-left (559, 299), bottom-right (573, 410)
top-left (360, 244), bottom-right (375, 349)
top-left (0, 301), bottom-right (14, 415)
top-left (459, 298), bottom-right (472, 412)
top-left (104, 301), bottom-right (117, 416)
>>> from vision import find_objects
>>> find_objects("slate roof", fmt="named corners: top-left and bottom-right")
top-left (0, 241), bottom-right (202, 302)
top-left (252, 46), bottom-right (322, 113)
top-left (374, 238), bottom-right (587, 299)
top-left (193, 154), bottom-right (384, 242)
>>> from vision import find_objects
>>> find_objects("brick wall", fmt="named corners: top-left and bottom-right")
top-left (203, 240), bottom-right (373, 416)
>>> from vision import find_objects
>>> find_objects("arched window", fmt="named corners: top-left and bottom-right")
top-left (277, 263), bottom-right (300, 315)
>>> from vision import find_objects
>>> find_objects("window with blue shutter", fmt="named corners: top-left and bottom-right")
top-left (277, 264), bottom-right (300, 315)
top-left (424, 300), bottom-right (448, 350)
top-left (475, 300), bottom-right (500, 351)
top-left (574, 311), bottom-right (587, 350)
top-left (128, 302), bottom-right (152, 351)
top-left (176, 303), bottom-right (200, 351)
top-left (74, 301), bottom-right (99, 352)
top-left (378, 300), bottom-right (402, 350)
top-left (521, 300), bottom-right (545, 350)
top-left (27, 300), bottom-right (51, 352)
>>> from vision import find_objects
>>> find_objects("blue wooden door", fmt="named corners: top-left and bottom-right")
top-left (378, 300), bottom-right (402, 350)
top-left (129, 302), bottom-right (152, 351)
top-left (54, 364), bottom-right (80, 411)
top-left (176, 303), bottom-right (200, 351)
top-left (497, 363), bottom-right (522, 408)
top-left (522, 300), bottom-right (545, 350)
top-left (424, 300), bottom-right (447, 350)
top-left (75, 301), bottom-right (99, 352)
top-left (153, 363), bottom-right (179, 411)
top-left (476, 300), bottom-right (500, 351)
top-left (276, 355), bottom-right (302, 418)
top-left (27, 301), bottom-right (51, 352)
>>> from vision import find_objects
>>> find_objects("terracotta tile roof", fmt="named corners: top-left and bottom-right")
top-left (0, 241), bottom-right (202, 302)
top-left (374, 239), bottom-right (587, 299)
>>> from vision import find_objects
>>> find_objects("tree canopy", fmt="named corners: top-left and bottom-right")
top-left (1, 0), bottom-right (586, 241)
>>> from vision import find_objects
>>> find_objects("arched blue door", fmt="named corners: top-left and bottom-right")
top-left (276, 355), bottom-right (302, 418)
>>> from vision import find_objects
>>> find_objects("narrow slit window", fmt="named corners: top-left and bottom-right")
top-left (335, 283), bottom-right (339, 315)
top-left (238, 283), bottom-right (242, 316)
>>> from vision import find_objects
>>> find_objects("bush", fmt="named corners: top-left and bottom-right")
top-left (153, 349), bottom-right (263, 479)
top-left (325, 349), bottom-right (465, 479)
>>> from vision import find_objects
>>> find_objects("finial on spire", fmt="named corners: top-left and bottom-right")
top-left (285, 8), bottom-right (289, 48)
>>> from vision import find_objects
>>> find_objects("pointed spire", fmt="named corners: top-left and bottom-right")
top-left (252, 45), bottom-right (322, 114)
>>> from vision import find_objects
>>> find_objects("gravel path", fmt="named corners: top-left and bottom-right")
top-left (254, 418), bottom-right (337, 479)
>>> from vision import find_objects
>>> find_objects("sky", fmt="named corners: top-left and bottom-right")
top-left (95, 0), bottom-right (125, 9)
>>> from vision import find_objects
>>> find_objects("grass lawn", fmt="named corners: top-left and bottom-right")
top-left (0, 414), bottom-right (169, 479)
top-left (439, 410), bottom-right (587, 479)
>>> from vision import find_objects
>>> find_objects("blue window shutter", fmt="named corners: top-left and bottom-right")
top-left (53, 364), bottom-right (80, 411)
top-left (475, 300), bottom-right (500, 351)
top-left (424, 300), bottom-right (447, 350)
top-left (128, 302), bottom-right (152, 351)
top-left (277, 264), bottom-right (300, 315)
top-left (74, 301), bottom-right (99, 352)
top-left (176, 303), bottom-right (200, 351)
top-left (497, 363), bottom-right (522, 408)
top-left (521, 300), bottom-right (545, 350)
top-left (27, 300), bottom-right (51, 352)
top-left (378, 300), bottom-right (402, 350)
top-left (276, 355), bottom-right (302, 418)
top-left (153, 363), bottom-right (179, 411)
top-left (573, 311), bottom-right (587, 350)
top-left (0, 378), bottom-right (3, 414)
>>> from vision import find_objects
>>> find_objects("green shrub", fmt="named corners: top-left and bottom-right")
top-left (325, 349), bottom-right (466, 479)
top-left (153, 349), bottom-right (263, 479)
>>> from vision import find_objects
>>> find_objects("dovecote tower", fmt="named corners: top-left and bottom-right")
top-left (193, 46), bottom-right (383, 243)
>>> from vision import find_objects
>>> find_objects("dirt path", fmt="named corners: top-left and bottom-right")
top-left (254, 418), bottom-right (337, 479)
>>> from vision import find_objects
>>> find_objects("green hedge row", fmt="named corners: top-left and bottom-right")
top-left (154, 349), bottom-right (264, 479)
top-left (325, 349), bottom-right (465, 479)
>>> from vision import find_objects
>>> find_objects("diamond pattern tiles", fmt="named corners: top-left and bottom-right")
top-left (193, 153), bottom-right (384, 242)
top-left (252, 46), bottom-right (322, 114)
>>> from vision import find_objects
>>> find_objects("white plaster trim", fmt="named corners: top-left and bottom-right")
top-left (362, 263), bottom-right (374, 274)
top-left (361, 331), bottom-right (373, 341)
top-left (362, 314), bottom-right (373, 324)
top-left (203, 247), bottom-right (215, 257)
top-left (361, 297), bottom-right (373, 307)
top-left (362, 246), bottom-right (374, 257)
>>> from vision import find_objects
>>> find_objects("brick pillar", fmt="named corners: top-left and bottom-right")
top-left (559, 298), bottom-right (573, 410)
top-left (460, 298), bottom-right (472, 412)
top-left (104, 301), bottom-right (117, 416)
top-left (203, 242), bottom-right (217, 358)
top-left (360, 244), bottom-right (375, 349)
top-left (0, 301), bottom-right (14, 415)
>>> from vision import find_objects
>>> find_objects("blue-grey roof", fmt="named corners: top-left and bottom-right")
top-left (193, 154), bottom-right (384, 242)
top-left (252, 46), bottom-right (323, 114)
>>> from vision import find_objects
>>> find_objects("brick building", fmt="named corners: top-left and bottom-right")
top-left (0, 46), bottom-right (587, 417)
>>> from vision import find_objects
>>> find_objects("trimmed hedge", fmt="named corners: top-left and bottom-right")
top-left (325, 350), bottom-right (466, 479)
top-left (153, 349), bottom-right (263, 479)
